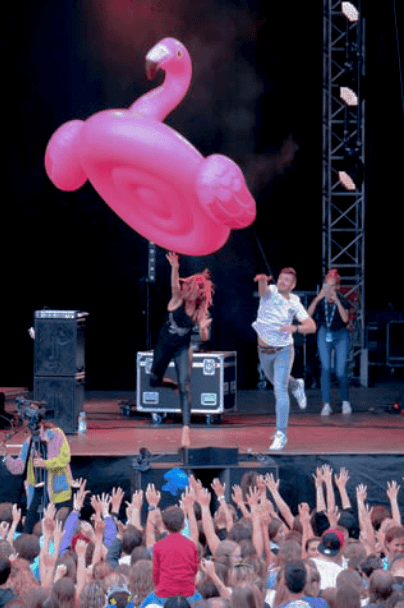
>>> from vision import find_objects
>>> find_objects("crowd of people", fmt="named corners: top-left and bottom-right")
top-left (0, 464), bottom-right (404, 608)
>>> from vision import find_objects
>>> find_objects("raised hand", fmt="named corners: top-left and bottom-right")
top-left (189, 475), bottom-right (203, 500)
top-left (356, 483), bottom-right (367, 504)
top-left (254, 274), bottom-right (272, 283)
top-left (74, 538), bottom-right (87, 560)
top-left (211, 478), bottom-right (225, 499)
top-left (11, 504), bottom-right (22, 527)
top-left (312, 466), bottom-right (324, 488)
top-left (145, 484), bottom-right (160, 507)
top-left (166, 251), bottom-right (179, 268)
top-left (73, 478), bottom-right (90, 513)
top-left (335, 467), bottom-right (350, 489)
top-left (197, 487), bottom-right (211, 509)
top-left (44, 502), bottom-right (56, 521)
top-left (387, 480), bottom-right (401, 501)
top-left (265, 472), bottom-right (280, 494)
top-left (181, 486), bottom-right (196, 514)
top-left (111, 487), bottom-right (125, 515)
top-left (231, 484), bottom-right (244, 506)
top-left (322, 464), bottom-right (333, 485)
top-left (246, 486), bottom-right (260, 512)
top-left (53, 520), bottom-right (65, 553)
top-left (98, 493), bottom-right (111, 519)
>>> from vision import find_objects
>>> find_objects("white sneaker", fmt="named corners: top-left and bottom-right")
top-left (292, 378), bottom-right (307, 409)
top-left (321, 403), bottom-right (332, 416)
top-left (342, 401), bottom-right (352, 415)
top-left (269, 430), bottom-right (288, 451)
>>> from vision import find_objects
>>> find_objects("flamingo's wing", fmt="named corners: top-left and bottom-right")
top-left (195, 155), bottom-right (256, 229)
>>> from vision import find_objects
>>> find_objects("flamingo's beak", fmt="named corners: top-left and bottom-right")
top-left (145, 59), bottom-right (159, 81)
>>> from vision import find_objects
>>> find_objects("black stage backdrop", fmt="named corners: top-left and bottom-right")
top-left (2, 0), bottom-right (403, 390)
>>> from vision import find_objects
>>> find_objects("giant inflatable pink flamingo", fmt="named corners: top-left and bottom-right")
top-left (45, 38), bottom-right (256, 255)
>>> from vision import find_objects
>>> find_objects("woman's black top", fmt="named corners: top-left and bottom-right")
top-left (159, 304), bottom-right (194, 349)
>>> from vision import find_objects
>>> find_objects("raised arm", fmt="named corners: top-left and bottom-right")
top-left (211, 478), bottom-right (233, 532)
top-left (246, 486), bottom-right (264, 558)
top-left (253, 274), bottom-right (272, 298)
top-left (356, 483), bottom-right (377, 555)
top-left (312, 466), bottom-right (327, 513)
top-left (264, 473), bottom-right (294, 530)
top-left (145, 483), bottom-right (161, 549)
top-left (231, 484), bottom-right (250, 519)
top-left (334, 467), bottom-right (352, 510)
top-left (322, 464), bottom-right (336, 514)
top-left (181, 486), bottom-right (199, 546)
top-left (307, 287), bottom-right (326, 317)
top-left (196, 484), bottom-right (221, 556)
top-left (387, 480), bottom-right (401, 525)
top-left (299, 502), bottom-right (315, 559)
top-left (166, 251), bottom-right (181, 304)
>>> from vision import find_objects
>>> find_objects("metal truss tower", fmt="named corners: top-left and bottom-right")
top-left (322, 0), bottom-right (367, 385)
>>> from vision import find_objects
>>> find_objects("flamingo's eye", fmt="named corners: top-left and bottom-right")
top-left (177, 50), bottom-right (183, 58)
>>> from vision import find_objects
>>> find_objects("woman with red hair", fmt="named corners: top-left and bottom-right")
top-left (150, 252), bottom-right (213, 445)
top-left (308, 269), bottom-right (352, 416)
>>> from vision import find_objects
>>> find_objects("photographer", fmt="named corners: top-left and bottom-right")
top-left (0, 416), bottom-right (73, 517)
top-left (307, 268), bottom-right (352, 417)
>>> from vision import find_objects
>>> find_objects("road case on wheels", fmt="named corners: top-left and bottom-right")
top-left (136, 351), bottom-right (237, 421)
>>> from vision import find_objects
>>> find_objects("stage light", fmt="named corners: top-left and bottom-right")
top-left (340, 86), bottom-right (358, 106)
top-left (341, 2), bottom-right (359, 23)
top-left (339, 59), bottom-right (360, 106)
top-left (336, 154), bottom-right (364, 190)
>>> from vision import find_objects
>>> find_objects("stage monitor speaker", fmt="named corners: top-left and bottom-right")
top-left (187, 447), bottom-right (239, 467)
top-left (34, 310), bottom-right (87, 377)
top-left (33, 376), bottom-right (84, 434)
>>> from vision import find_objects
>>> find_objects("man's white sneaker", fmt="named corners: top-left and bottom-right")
top-left (269, 430), bottom-right (288, 451)
top-left (321, 403), bottom-right (332, 416)
top-left (342, 401), bottom-right (352, 415)
top-left (292, 378), bottom-right (307, 409)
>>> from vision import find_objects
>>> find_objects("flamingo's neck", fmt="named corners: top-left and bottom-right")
top-left (130, 68), bottom-right (191, 122)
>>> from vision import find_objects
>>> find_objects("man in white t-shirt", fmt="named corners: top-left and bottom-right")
top-left (311, 531), bottom-right (345, 590)
top-left (252, 269), bottom-right (316, 450)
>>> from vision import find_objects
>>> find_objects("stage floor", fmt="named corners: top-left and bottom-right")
top-left (2, 385), bottom-right (404, 513)
top-left (2, 386), bottom-right (404, 457)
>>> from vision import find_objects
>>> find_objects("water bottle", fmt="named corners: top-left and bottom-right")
top-left (78, 411), bottom-right (87, 435)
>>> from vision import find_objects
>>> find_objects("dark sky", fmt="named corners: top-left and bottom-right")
top-left (2, 0), bottom-right (403, 389)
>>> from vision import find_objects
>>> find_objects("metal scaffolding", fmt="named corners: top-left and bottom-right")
top-left (322, 0), bottom-right (367, 385)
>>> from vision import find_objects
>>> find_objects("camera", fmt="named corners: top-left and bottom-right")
top-left (16, 398), bottom-right (47, 434)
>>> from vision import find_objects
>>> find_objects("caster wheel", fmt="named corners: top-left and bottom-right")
top-left (151, 413), bottom-right (165, 426)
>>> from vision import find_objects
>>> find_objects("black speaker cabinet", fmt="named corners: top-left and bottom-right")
top-left (33, 376), bottom-right (84, 434)
top-left (34, 310), bottom-right (87, 377)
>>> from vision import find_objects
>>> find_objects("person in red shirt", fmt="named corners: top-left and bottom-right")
top-left (140, 506), bottom-right (202, 607)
